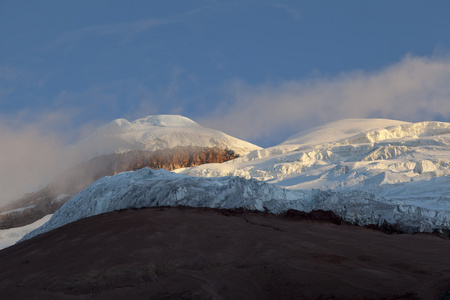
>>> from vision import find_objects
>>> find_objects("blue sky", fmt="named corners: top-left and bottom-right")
top-left (1, 1), bottom-right (450, 147)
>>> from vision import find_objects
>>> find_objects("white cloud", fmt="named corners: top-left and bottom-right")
top-left (199, 54), bottom-right (450, 145)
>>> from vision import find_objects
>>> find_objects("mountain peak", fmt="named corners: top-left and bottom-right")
top-left (132, 115), bottom-right (200, 128)
top-left (75, 114), bottom-right (261, 158)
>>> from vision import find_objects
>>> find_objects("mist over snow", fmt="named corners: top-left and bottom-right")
top-left (199, 55), bottom-right (450, 146)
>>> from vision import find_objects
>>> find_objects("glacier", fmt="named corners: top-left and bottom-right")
top-left (21, 168), bottom-right (450, 241)
top-left (20, 118), bottom-right (450, 241)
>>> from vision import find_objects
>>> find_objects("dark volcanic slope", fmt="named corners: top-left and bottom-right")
top-left (1, 207), bottom-right (449, 300)
top-left (0, 146), bottom-right (237, 229)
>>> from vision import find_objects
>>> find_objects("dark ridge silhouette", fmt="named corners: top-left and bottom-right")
top-left (283, 208), bottom-right (351, 225)
top-left (0, 206), bottom-right (449, 299)
top-left (0, 146), bottom-right (237, 229)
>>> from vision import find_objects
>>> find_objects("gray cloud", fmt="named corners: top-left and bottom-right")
top-left (199, 54), bottom-right (450, 145)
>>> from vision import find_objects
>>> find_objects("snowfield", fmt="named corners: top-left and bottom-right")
top-left (0, 215), bottom-right (52, 249)
top-left (20, 118), bottom-right (450, 242)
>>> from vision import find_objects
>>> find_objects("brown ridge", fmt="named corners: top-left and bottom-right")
top-left (1, 206), bottom-right (449, 299)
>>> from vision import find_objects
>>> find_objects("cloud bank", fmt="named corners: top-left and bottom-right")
top-left (199, 54), bottom-right (450, 145)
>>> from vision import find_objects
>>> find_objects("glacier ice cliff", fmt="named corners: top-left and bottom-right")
top-left (22, 168), bottom-right (450, 241)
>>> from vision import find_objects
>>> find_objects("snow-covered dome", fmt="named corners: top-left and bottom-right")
top-left (133, 115), bottom-right (201, 128)
top-left (74, 115), bottom-right (261, 158)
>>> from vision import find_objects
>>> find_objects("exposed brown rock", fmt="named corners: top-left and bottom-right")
top-left (0, 146), bottom-right (237, 229)
top-left (0, 206), bottom-right (449, 299)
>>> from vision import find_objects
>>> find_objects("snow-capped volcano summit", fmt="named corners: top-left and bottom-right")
top-left (75, 114), bottom-right (261, 158)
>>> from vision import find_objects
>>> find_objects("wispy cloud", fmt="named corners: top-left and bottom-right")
top-left (0, 66), bottom-right (27, 81)
top-left (46, 7), bottom-right (204, 48)
top-left (49, 19), bottom-right (170, 47)
top-left (198, 54), bottom-right (450, 145)
top-left (267, 2), bottom-right (301, 21)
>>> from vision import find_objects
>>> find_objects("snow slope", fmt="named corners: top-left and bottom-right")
top-left (21, 118), bottom-right (450, 242)
top-left (74, 115), bottom-right (261, 158)
top-left (0, 214), bottom-right (52, 250)
top-left (282, 118), bottom-right (409, 146)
